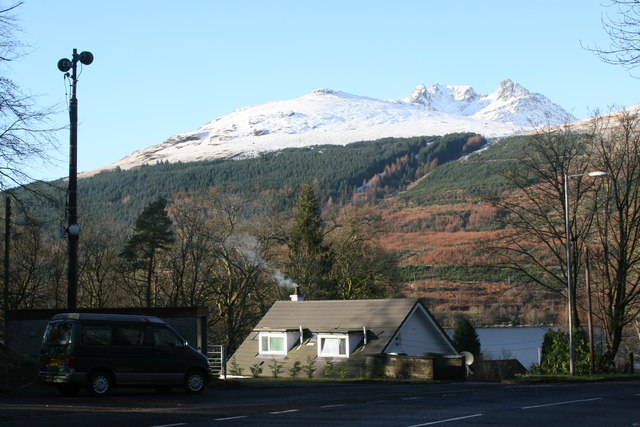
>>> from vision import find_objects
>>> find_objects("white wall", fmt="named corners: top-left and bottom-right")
top-left (385, 306), bottom-right (455, 356)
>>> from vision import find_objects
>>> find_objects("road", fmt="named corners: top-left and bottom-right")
top-left (0, 380), bottom-right (638, 426)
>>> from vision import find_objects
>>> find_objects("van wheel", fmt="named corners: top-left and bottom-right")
top-left (87, 371), bottom-right (112, 396)
top-left (183, 370), bottom-right (205, 394)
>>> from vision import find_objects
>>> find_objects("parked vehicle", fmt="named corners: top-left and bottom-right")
top-left (38, 313), bottom-right (211, 396)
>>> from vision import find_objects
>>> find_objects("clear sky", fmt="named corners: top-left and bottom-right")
top-left (7, 0), bottom-right (639, 182)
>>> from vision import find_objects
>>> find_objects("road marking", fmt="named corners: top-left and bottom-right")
top-left (406, 413), bottom-right (484, 426)
top-left (320, 404), bottom-right (346, 408)
top-left (402, 397), bottom-right (423, 400)
top-left (150, 424), bottom-right (187, 427)
top-left (269, 409), bottom-right (300, 415)
top-left (214, 416), bottom-right (249, 421)
top-left (522, 397), bottom-right (602, 409)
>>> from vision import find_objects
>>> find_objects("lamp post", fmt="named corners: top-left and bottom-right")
top-left (564, 170), bottom-right (607, 375)
top-left (57, 49), bottom-right (93, 311)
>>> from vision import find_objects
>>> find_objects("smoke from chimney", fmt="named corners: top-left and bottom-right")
top-left (225, 232), bottom-right (302, 295)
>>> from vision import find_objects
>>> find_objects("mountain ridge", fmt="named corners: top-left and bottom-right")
top-left (85, 79), bottom-right (575, 176)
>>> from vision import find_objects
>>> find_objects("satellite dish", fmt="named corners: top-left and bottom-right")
top-left (57, 58), bottom-right (72, 72)
top-left (460, 351), bottom-right (475, 366)
top-left (79, 51), bottom-right (94, 65)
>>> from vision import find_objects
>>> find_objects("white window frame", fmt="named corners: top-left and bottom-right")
top-left (258, 332), bottom-right (287, 355)
top-left (317, 334), bottom-right (349, 358)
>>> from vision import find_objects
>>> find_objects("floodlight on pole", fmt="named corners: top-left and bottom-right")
top-left (563, 170), bottom-right (607, 375)
top-left (57, 49), bottom-right (93, 311)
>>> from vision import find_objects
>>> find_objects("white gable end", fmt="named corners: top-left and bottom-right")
top-left (384, 304), bottom-right (457, 356)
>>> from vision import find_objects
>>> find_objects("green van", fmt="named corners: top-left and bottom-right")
top-left (38, 313), bottom-right (211, 396)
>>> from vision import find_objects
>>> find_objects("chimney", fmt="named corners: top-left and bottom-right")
top-left (290, 285), bottom-right (304, 301)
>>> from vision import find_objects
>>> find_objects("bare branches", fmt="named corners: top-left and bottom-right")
top-left (0, 2), bottom-right (59, 190)
top-left (586, 0), bottom-right (640, 74)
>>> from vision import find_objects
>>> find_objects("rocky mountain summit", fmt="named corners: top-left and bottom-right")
top-left (87, 79), bottom-right (575, 175)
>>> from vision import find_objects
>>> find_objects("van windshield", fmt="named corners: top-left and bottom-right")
top-left (42, 321), bottom-right (73, 347)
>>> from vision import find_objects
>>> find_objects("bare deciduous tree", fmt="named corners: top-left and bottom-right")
top-left (495, 125), bottom-right (599, 329)
top-left (326, 205), bottom-right (399, 299)
top-left (0, 2), bottom-right (58, 189)
top-left (589, 108), bottom-right (640, 368)
top-left (167, 190), bottom-right (283, 353)
top-left (585, 0), bottom-right (640, 73)
top-left (78, 215), bottom-right (125, 308)
top-left (4, 219), bottom-right (65, 309)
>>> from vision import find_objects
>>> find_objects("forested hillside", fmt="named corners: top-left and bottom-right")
top-left (382, 134), bottom-right (565, 327)
top-left (6, 131), bottom-right (566, 331)
top-left (15, 133), bottom-right (486, 231)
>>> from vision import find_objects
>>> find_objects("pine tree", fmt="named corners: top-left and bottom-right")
top-left (286, 182), bottom-right (332, 299)
top-left (290, 182), bottom-right (324, 252)
top-left (452, 317), bottom-right (481, 360)
top-left (121, 198), bottom-right (174, 306)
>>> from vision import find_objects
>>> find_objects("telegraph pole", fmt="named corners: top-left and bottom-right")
top-left (4, 196), bottom-right (10, 338)
top-left (58, 49), bottom-right (93, 311)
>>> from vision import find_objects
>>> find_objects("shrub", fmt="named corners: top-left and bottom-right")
top-left (452, 317), bottom-right (481, 359)
top-left (338, 364), bottom-right (348, 379)
top-left (323, 360), bottom-right (334, 378)
top-left (269, 359), bottom-right (283, 378)
top-left (539, 328), bottom-right (591, 375)
top-left (249, 363), bottom-right (263, 378)
top-left (303, 356), bottom-right (317, 378)
top-left (289, 360), bottom-right (302, 378)
top-left (229, 357), bottom-right (243, 376)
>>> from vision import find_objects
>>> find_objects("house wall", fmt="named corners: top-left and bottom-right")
top-left (286, 331), bottom-right (301, 351)
top-left (365, 354), bottom-right (465, 380)
top-left (386, 307), bottom-right (454, 356)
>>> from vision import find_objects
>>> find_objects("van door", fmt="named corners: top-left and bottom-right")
top-left (109, 323), bottom-right (150, 384)
top-left (150, 325), bottom-right (190, 383)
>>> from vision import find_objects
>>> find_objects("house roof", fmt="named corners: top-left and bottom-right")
top-left (253, 298), bottom-right (421, 333)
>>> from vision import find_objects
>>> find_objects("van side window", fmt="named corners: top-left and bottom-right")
top-left (81, 324), bottom-right (111, 346)
top-left (113, 325), bottom-right (145, 346)
top-left (153, 326), bottom-right (183, 347)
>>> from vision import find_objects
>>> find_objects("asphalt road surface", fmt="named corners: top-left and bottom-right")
top-left (1, 379), bottom-right (639, 426)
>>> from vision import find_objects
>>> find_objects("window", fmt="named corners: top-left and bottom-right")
top-left (113, 325), bottom-right (145, 346)
top-left (318, 335), bottom-right (348, 357)
top-left (259, 332), bottom-right (286, 355)
top-left (81, 324), bottom-right (111, 346)
top-left (43, 321), bottom-right (74, 346)
top-left (153, 326), bottom-right (183, 347)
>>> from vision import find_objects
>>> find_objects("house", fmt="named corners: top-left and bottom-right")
top-left (227, 298), bottom-right (460, 379)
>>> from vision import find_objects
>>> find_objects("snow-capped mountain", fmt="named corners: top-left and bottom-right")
top-left (87, 79), bottom-right (575, 175)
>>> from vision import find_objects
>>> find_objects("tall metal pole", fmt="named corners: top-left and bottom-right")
top-left (563, 173), bottom-right (576, 376)
top-left (3, 197), bottom-right (10, 339)
top-left (563, 170), bottom-right (607, 376)
top-left (585, 248), bottom-right (595, 374)
top-left (58, 49), bottom-right (92, 312)
top-left (67, 49), bottom-right (79, 311)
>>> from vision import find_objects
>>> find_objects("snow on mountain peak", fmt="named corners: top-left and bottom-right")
top-left (311, 88), bottom-right (337, 95)
top-left (85, 80), bottom-right (576, 176)
top-left (403, 83), bottom-right (479, 114)
top-left (496, 78), bottom-right (530, 99)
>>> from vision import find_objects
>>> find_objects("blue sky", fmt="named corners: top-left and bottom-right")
top-left (8, 0), bottom-right (639, 181)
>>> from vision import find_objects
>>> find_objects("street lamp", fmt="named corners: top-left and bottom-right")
top-left (57, 49), bottom-right (93, 311)
top-left (564, 170), bottom-right (607, 375)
